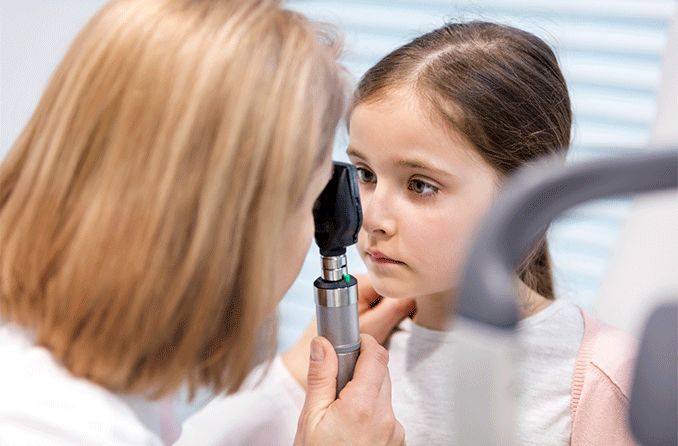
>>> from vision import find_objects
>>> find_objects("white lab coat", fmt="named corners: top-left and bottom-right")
top-left (0, 323), bottom-right (181, 445)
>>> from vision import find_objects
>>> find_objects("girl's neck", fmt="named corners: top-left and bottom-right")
top-left (412, 280), bottom-right (553, 331)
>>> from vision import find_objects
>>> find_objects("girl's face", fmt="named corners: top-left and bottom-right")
top-left (348, 90), bottom-right (500, 300)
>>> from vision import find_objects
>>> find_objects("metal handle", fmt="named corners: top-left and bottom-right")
top-left (315, 276), bottom-right (361, 397)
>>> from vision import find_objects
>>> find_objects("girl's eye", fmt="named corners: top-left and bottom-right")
top-left (408, 179), bottom-right (439, 196)
top-left (356, 167), bottom-right (376, 184)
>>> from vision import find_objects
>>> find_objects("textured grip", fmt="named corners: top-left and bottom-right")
top-left (316, 301), bottom-right (361, 396)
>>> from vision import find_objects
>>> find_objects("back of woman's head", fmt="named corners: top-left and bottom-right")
top-left (0, 0), bottom-right (347, 398)
top-left (354, 21), bottom-right (572, 299)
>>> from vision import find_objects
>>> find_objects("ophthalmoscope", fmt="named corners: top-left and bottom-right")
top-left (312, 161), bottom-right (362, 396)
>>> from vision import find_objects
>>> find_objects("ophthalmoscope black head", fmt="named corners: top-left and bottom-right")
top-left (313, 162), bottom-right (362, 257)
top-left (312, 161), bottom-right (362, 396)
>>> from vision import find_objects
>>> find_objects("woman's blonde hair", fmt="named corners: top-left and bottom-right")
top-left (0, 0), bottom-right (347, 398)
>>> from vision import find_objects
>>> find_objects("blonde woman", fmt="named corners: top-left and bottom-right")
top-left (0, 1), bottom-right (405, 444)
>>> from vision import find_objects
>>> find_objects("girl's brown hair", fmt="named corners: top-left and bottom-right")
top-left (353, 21), bottom-right (572, 299)
top-left (0, 0), bottom-right (347, 398)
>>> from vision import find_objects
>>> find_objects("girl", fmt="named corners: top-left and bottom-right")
top-left (0, 1), bottom-right (403, 444)
top-left (181, 21), bottom-right (637, 445)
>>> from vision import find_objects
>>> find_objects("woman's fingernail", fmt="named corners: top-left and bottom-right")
top-left (310, 338), bottom-right (324, 362)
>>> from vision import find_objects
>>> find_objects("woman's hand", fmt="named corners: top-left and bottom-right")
top-left (355, 275), bottom-right (416, 344)
top-left (294, 334), bottom-right (405, 446)
top-left (282, 274), bottom-right (415, 388)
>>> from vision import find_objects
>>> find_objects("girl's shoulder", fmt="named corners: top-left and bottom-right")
top-left (578, 309), bottom-right (638, 400)
top-left (570, 310), bottom-right (639, 445)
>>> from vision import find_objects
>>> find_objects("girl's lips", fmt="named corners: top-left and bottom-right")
top-left (366, 249), bottom-right (405, 265)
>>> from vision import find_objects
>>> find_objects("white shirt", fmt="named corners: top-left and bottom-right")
top-left (180, 299), bottom-right (583, 445)
top-left (0, 323), bottom-right (181, 445)
top-left (387, 299), bottom-right (583, 445)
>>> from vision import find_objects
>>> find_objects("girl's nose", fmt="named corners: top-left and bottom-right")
top-left (360, 184), bottom-right (397, 238)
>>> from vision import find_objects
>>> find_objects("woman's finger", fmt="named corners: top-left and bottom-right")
top-left (282, 318), bottom-right (317, 388)
top-left (360, 297), bottom-right (416, 344)
top-left (356, 273), bottom-right (381, 313)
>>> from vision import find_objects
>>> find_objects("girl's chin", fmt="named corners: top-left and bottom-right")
top-left (367, 273), bottom-right (454, 301)
top-left (367, 276), bottom-right (415, 300)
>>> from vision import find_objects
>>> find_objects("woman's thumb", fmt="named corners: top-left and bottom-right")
top-left (302, 336), bottom-right (338, 414)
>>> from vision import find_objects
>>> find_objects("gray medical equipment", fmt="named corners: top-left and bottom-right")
top-left (629, 301), bottom-right (678, 446)
top-left (454, 149), bottom-right (678, 444)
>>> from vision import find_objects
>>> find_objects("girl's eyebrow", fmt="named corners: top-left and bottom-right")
top-left (347, 145), bottom-right (454, 178)
top-left (395, 157), bottom-right (453, 178)
top-left (346, 146), bottom-right (365, 160)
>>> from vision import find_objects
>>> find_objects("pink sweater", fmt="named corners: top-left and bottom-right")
top-left (570, 309), bottom-right (639, 445)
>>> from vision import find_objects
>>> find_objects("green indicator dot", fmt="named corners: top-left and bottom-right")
top-left (343, 274), bottom-right (350, 283)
